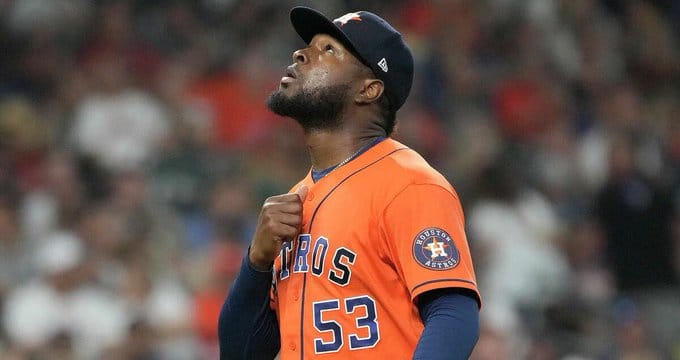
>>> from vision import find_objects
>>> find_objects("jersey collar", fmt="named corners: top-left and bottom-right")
top-left (302, 137), bottom-right (409, 189)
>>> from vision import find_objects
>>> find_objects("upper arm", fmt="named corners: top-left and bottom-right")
top-left (381, 183), bottom-right (481, 306)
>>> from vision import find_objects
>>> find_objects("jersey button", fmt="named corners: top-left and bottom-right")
top-left (288, 342), bottom-right (296, 351)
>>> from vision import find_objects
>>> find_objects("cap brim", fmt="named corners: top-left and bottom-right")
top-left (290, 7), bottom-right (362, 63)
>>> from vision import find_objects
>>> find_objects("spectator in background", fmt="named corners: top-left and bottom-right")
top-left (612, 298), bottom-right (664, 360)
top-left (595, 135), bottom-right (680, 355)
top-left (469, 157), bottom-right (571, 313)
top-left (2, 231), bottom-right (128, 359)
top-left (70, 1), bottom-right (170, 174)
top-left (150, 57), bottom-right (213, 215)
top-left (596, 135), bottom-right (676, 291)
top-left (471, 303), bottom-right (526, 359)
top-left (107, 170), bottom-right (184, 276)
top-left (192, 242), bottom-right (244, 359)
top-left (4, 0), bottom-right (92, 37)
top-left (20, 151), bottom-right (85, 243)
top-left (114, 250), bottom-right (197, 360)
top-left (0, 97), bottom-right (49, 190)
top-left (0, 195), bottom-right (33, 357)
top-left (468, 156), bottom-right (571, 357)
top-left (0, 196), bottom-right (31, 301)
top-left (205, 179), bottom-right (257, 247)
top-left (70, 55), bottom-right (170, 173)
top-left (185, 49), bottom-right (278, 150)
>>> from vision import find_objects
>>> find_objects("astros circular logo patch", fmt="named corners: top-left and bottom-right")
top-left (412, 227), bottom-right (460, 271)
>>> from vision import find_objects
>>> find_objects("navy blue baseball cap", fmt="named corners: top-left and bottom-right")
top-left (290, 6), bottom-right (414, 112)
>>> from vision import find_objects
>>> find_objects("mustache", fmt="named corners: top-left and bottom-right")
top-left (286, 66), bottom-right (298, 79)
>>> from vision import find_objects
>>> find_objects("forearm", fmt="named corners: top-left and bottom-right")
top-left (413, 289), bottom-right (480, 360)
top-left (219, 248), bottom-right (280, 360)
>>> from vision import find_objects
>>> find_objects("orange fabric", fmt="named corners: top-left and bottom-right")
top-left (271, 138), bottom-right (479, 359)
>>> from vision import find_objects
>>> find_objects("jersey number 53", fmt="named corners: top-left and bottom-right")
top-left (312, 295), bottom-right (380, 354)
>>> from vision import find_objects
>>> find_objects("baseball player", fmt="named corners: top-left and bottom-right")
top-left (219, 6), bottom-right (481, 359)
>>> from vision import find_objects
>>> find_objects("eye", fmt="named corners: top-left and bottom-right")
top-left (324, 44), bottom-right (335, 53)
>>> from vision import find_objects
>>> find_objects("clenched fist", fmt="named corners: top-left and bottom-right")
top-left (249, 185), bottom-right (308, 271)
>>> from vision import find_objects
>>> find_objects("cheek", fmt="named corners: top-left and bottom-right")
top-left (303, 67), bottom-right (332, 90)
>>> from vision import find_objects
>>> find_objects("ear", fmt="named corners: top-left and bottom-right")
top-left (355, 79), bottom-right (384, 105)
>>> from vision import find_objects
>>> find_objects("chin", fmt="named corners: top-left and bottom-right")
top-left (266, 88), bottom-right (291, 115)
top-left (267, 82), bottom-right (348, 128)
top-left (272, 84), bottom-right (294, 100)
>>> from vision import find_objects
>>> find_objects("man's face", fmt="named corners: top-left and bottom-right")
top-left (267, 33), bottom-right (367, 131)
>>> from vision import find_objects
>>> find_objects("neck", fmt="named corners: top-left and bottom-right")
top-left (305, 129), bottom-right (384, 170)
top-left (299, 105), bottom-right (388, 170)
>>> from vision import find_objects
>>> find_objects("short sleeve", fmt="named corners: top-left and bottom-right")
top-left (381, 184), bottom-right (480, 306)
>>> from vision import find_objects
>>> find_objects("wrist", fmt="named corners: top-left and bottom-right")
top-left (248, 248), bottom-right (274, 272)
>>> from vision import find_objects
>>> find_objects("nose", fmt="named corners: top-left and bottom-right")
top-left (293, 49), bottom-right (307, 64)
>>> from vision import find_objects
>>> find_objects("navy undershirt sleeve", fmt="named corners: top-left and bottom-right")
top-left (413, 288), bottom-right (480, 360)
top-left (218, 249), bottom-right (280, 360)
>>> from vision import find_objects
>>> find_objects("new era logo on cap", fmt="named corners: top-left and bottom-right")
top-left (290, 7), bottom-right (414, 112)
top-left (378, 58), bottom-right (388, 72)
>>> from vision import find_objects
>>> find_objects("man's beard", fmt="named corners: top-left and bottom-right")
top-left (266, 84), bottom-right (350, 132)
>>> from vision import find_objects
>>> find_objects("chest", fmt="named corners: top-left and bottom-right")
top-left (275, 189), bottom-right (383, 288)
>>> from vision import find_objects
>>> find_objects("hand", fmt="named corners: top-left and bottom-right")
top-left (249, 185), bottom-right (308, 271)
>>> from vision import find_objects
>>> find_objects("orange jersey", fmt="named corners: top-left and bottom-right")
top-left (272, 138), bottom-right (480, 359)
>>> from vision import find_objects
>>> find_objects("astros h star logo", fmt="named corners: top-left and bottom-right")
top-left (412, 227), bottom-right (460, 271)
top-left (334, 12), bottom-right (362, 26)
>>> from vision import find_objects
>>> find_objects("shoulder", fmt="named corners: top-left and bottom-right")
top-left (373, 139), bottom-right (455, 195)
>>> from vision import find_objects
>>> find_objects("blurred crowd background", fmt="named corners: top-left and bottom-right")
top-left (0, 0), bottom-right (678, 359)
